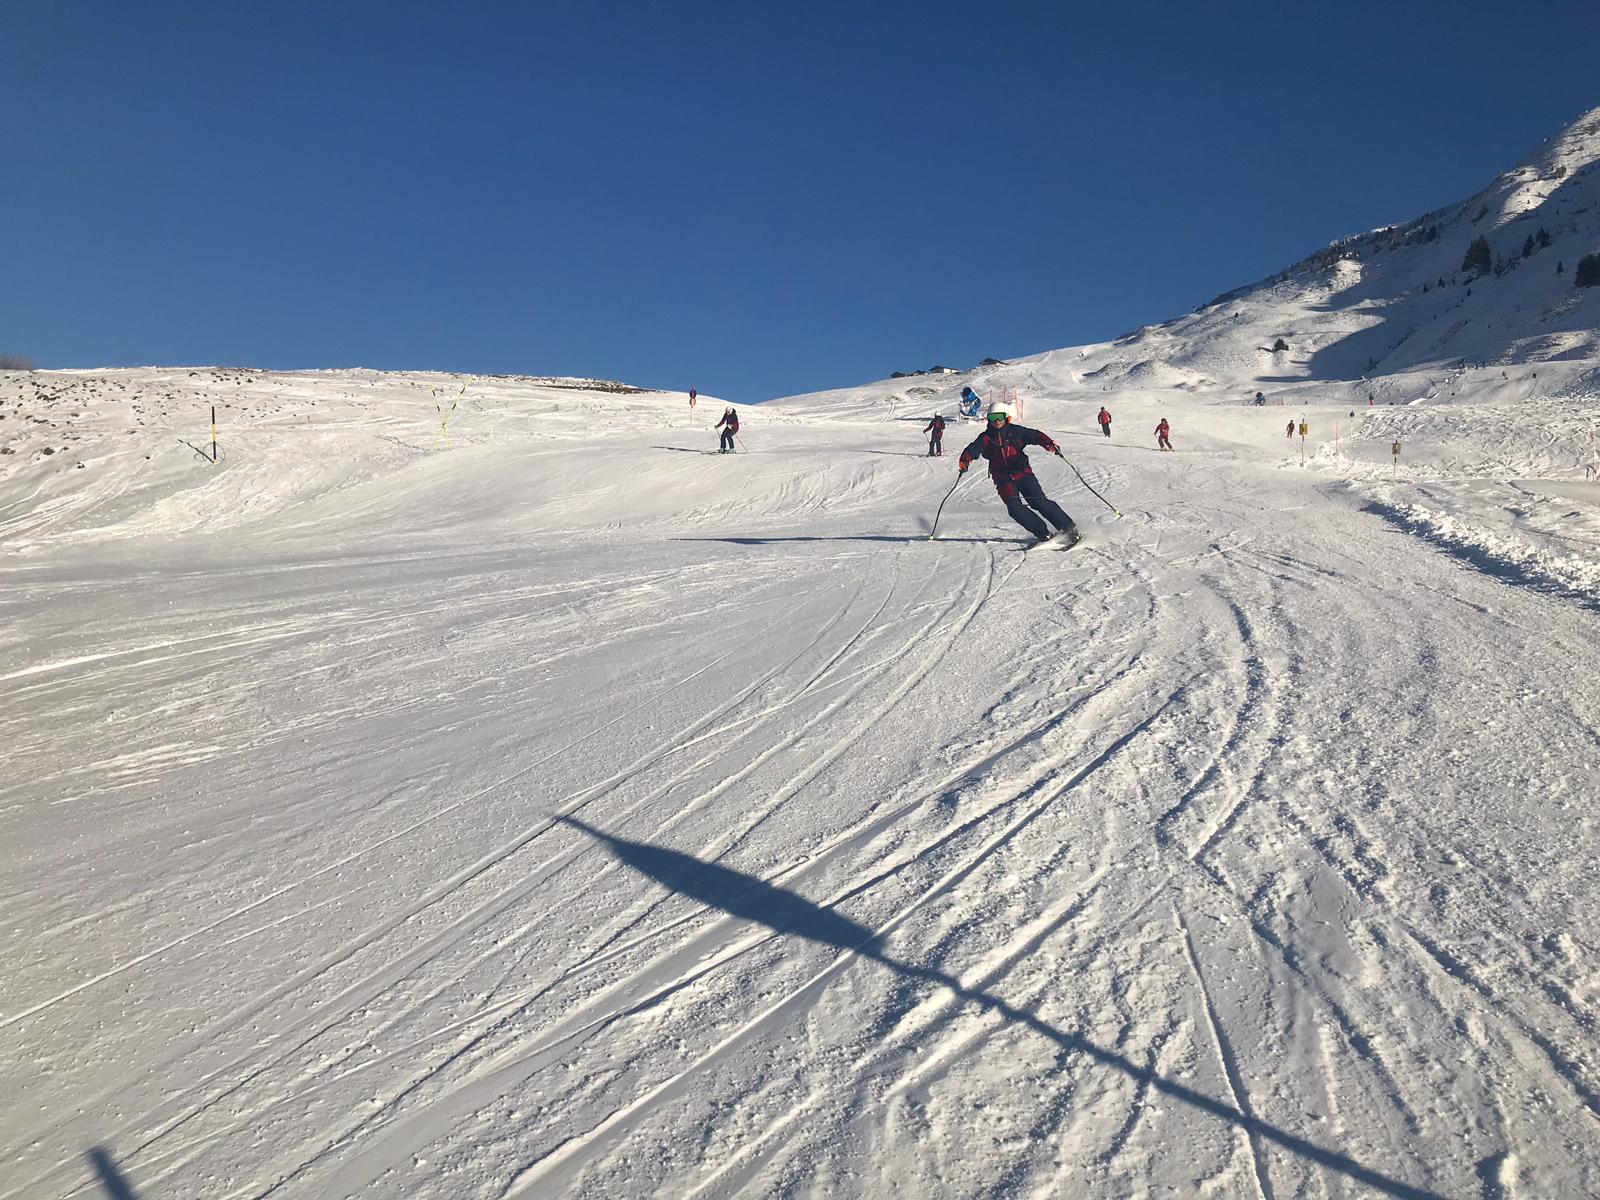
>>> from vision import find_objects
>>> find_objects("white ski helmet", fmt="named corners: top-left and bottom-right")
top-left (987, 403), bottom-right (1011, 421)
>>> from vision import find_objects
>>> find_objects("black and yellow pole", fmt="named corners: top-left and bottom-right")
top-left (211, 405), bottom-right (218, 463)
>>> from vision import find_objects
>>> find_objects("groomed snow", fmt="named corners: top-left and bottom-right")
top-left (2, 365), bottom-right (1598, 1199)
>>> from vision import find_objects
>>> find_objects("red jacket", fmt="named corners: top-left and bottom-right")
top-left (1098, 408), bottom-right (1111, 426)
top-left (1155, 420), bottom-right (1170, 437)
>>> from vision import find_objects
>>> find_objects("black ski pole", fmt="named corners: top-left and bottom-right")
top-left (735, 433), bottom-right (748, 454)
top-left (927, 472), bottom-right (969, 540)
top-left (1055, 449), bottom-right (1122, 517)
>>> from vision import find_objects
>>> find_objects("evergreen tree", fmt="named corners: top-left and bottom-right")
top-left (1576, 254), bottom-right (1600, 288)
top-left (1462, 236), bottom-right (1492, 275)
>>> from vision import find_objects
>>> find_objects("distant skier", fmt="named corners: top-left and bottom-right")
top-left (690, 387), bottom-right (697, 410)
top-left (957, 403), bottom-right (1080, 545)
top-left (717, 406), bottom-right (739, 453)
top-left (1155, 418), bottom-right (1172, 452)
top-left (1097, 406), bottom-right (1112, 438)
top-left (924, 413), bottom-right (946, 457)
top-left (1286, 419), bottom-right (1295, 438)
top-left (959, 386), bottom-right (983, 419)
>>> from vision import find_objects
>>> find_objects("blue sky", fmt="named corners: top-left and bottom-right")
top-left (4, 1), bottom-right (1597, 399)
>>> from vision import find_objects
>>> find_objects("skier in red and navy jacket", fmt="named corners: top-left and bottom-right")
top-left (958, 403), bottom-right (1080, 544)
top-left (923, 413), bottom-right (946, 457)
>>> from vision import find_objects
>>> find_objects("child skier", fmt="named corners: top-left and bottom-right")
top-left (957, 403), bottom-right (1080, 546)
top-left (1097, 406), bottom-right (1112, 438)
top-left (924, 413), bottom-right (946, 456)
top-left (716, 407), bottom-right (739, 453)
top-left (1155, 418), bottom-right (1172, 451)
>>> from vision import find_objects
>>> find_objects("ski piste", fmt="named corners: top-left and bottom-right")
top-left (7, 356), bottom-right (1600, 1200)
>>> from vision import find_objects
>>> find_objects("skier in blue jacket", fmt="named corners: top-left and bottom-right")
top-left (958, 403), bottom-right (1080, 545)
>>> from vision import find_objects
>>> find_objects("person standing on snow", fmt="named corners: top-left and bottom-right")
top-left (1097, 406), bottom-right (1112, 438)
top-left (689, 387), bottom-right (697, 410)
top-left (1286, 419), bottom-right (1295, 438)
top-left (957, 403), bottom-right (1080, 545)
top-left (716, 407), bottom-right (739, 453)
top-left (1155, 418), bottom-right (1173, 452)
top-left (924, 413), bottom-right (946, 457)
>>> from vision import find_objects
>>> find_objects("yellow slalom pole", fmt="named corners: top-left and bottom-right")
top-left (430, 383), bottom-right (465, 450)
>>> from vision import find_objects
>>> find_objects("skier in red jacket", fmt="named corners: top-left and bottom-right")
top-left (1097, 406), bottom-right (1112, 438)
top-left (923, 413), bottom-right (946, 457)
top-left (1155, 418), bottom-right (1172, 451)
top-left (958, 404), bottom-right (1080, 545)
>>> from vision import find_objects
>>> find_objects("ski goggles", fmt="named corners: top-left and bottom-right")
top-left (987, 413), bottom-right (1008, 423)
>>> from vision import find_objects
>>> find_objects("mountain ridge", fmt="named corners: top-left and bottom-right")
top-left (1058, 104), bottom-right (1600, 396)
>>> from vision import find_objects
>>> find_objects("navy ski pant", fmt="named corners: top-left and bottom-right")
top-left (720, 428), bottom-right (736, 451)
top-left (996, 471), bottom-right (1072, 540)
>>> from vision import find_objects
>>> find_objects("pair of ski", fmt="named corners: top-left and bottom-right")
top-left (1020, 528), bottom-right (1083, 553)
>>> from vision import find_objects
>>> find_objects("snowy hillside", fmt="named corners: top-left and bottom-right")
top-left (3, 359), bottom-right (1598, 1198)
top-left (1069, 103), bottom-right (1600, 393)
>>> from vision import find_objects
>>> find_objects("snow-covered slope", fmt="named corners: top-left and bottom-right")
top-left (2, 362), bottom-right (1598, 1198)
top-left (1072, 104), bottom-right (1600, 392)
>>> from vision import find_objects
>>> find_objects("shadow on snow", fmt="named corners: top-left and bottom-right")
top-left (677, 536), bottom-right (998, 546)
top-left (87, 1147), bottom-right (142, 1200)
top-left (559, 816), bottom-right (1444, 1200)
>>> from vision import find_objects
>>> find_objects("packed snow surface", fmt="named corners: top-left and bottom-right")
top-left (3, 365), bottom-right (1599, 1199)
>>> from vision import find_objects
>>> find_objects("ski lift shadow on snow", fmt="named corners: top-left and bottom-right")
top-left (557, 814), bottom-right (1445, 1200)
top-left (86, 1146), bottom-right (142, 1200)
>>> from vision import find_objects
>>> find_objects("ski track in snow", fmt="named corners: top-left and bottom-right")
top-left (2, 367), bottom-right (1598, 1199)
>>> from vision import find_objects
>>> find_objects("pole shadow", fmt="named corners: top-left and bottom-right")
top-left (560, 817), bottom-right (1444, 1200)
top-left (675, 535), bottom-right (998, 546)
top-left (87, 1147), bottom-right (142, 1200)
